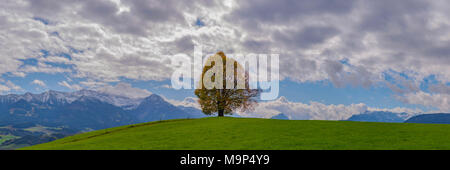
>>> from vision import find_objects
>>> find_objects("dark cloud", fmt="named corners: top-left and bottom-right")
top-left (324, 60), bottom-right (373, 88)
top-left (357, 0), bottom-right (430, 32)
top-left (229, 0), bottom-right (356, 25)
top-left (77, 0), bottom-right (186, 35)
top-left (124, 0), bottom-right (185, 23)
top-left (1, 0), bottom-right (450, 112)
top-left (26, 0), bottom-right (221, 35)
top-left (2, 0), bottom-right (449, 110)
top-left (353, 0), bottom-right (450, 65)
top-left (425, 45), bottom-right (450, 65)
top-left (273, 26), bottom-right (340, 49)
top-left (429, 84), bottom-right (450, 94)
top-left (81, 0), bottom-right (118, 17)
top-left (225, 0), bottom-right (450, 92)
top-left (28, 0), bottom-right (70, 15)
top-left (173, 36), bottom-right (195, 52)
top-left (242, 39), bottom-right (272, 52)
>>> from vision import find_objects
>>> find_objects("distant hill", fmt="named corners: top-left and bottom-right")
top-left (271, 113), bottom-right (289, 120)
top-left (24, 117), bottom-right (450, 150)
top-left (0, 123), bottom-right (77, 150)
top-left (405, 113), bottom-right (450, 124)
top-left (347, 111), bottom-right (406, 123)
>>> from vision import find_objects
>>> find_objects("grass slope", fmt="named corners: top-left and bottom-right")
top-left (23, 117), bottom-right (450, 150)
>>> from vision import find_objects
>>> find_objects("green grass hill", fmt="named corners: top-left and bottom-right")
top-left (23, 117), bottom-right (450, 150)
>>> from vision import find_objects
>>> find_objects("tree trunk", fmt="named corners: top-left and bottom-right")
top-left (218, 109), bottom-right (224, 117)
top-left (217, 91), bottom-right (224, 117)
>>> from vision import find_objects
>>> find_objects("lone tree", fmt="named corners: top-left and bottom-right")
top-left (195, 52), bottom-right (260, 117)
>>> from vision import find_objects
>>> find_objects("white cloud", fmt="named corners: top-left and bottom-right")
top-left (241, 96), bottom-right (432, 120)
top-left (0, 0), bottom-right (449, 111)
top-left (58, 81), bottom-right (82, 90)
top-left (398, 92), bottom-right (450, 112)
top-left (5, 80), bottom-right (22, 91)
top-left (171, 96), bottom-right (426, 120)
top-left (31, 79), bottom-right (46, 87)
top-left (2, 0), bottom-right (448, 85)
top-left (0, 84), bottom-right (11, 93)
top-left (0, 80), bottom-right (23, 94)
top-left (156, 84), bottom-right (172, 89)
top-left (96, 83), bottom-right (152, 99)
top-left (238, 97), bottom-right (368, 120)
top-left (79, 80), bottom-right (108, 88)
top-left (168, 97), bottom-right (200, 109)
top-left (429, 83), bottom-right (450, 94)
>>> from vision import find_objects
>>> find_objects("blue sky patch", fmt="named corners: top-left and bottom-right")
top-left (195, 18), bottom-right (205, 27)
top-left (33, 17), bottom-right (50, 25)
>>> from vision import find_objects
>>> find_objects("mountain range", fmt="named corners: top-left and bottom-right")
top-left (347, 111), bottom-right (450, 124)
top-left (0, 89), bottom-right (208, 149)
top-left (346, 111), bottom-right (407, 123)
top-left (3, 90), bottom-right (450, 128)
top-left (0, 90), bottom-right (204, 131)
top-left (2, 90), bottom-right (450, 149)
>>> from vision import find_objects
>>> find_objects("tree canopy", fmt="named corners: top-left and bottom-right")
top-left (195, 52), bottom-right (260, 117)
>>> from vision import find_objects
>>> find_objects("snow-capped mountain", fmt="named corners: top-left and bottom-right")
top-left (170, 97), bottom-right (200, 109)
top-left (0, 91), bottom-right (71, 105)
top-left (0, 90), bottom-right (143, 110)
top-left (0, 90), bottom-right (205, 130)
top-left (71, 90), bottom-right (143, 110)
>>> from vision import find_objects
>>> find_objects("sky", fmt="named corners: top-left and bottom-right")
top-left (0, 0), bottom-right (449, 120)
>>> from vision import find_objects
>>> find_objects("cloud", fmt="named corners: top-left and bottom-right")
top-left (96, 83), bottom-right (152, 99)
top-left (156, 84), bottom-right (172, 89)
top-left (168, 97), bottom-right (200, 109)
top-left (1, 0), bottom-right (449, 83)
top-left (324, 60), bottom-right (374, 88)
top-left (241, 96), bottom-right (428, 120)
top-left (228, 0), bottom-right (450, 111)
top-left (0, 0), bottom-right (449, 110)
top-left (273, 26), bottom-right (340, 49)
top-left (58, 81), bottom-right (82, 90)
top-left (171, 96), bottom-right (424, 120)
top-left (0, 84), bottom-right (10, 93)
top-left (227, 0), bottom-right (356, 29)
top-left (79, 80), bottom-right (108, 88)
top-left (0, 80), bottom-right (23, 94)
top-left (31, 79), bottom-right (46, 87)
top-left (429, 83), bottom-right (450, 95)
top-left (237, 97), bottom-right (368, 120)
top-left (397, 92), bottom-right (450, 112)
